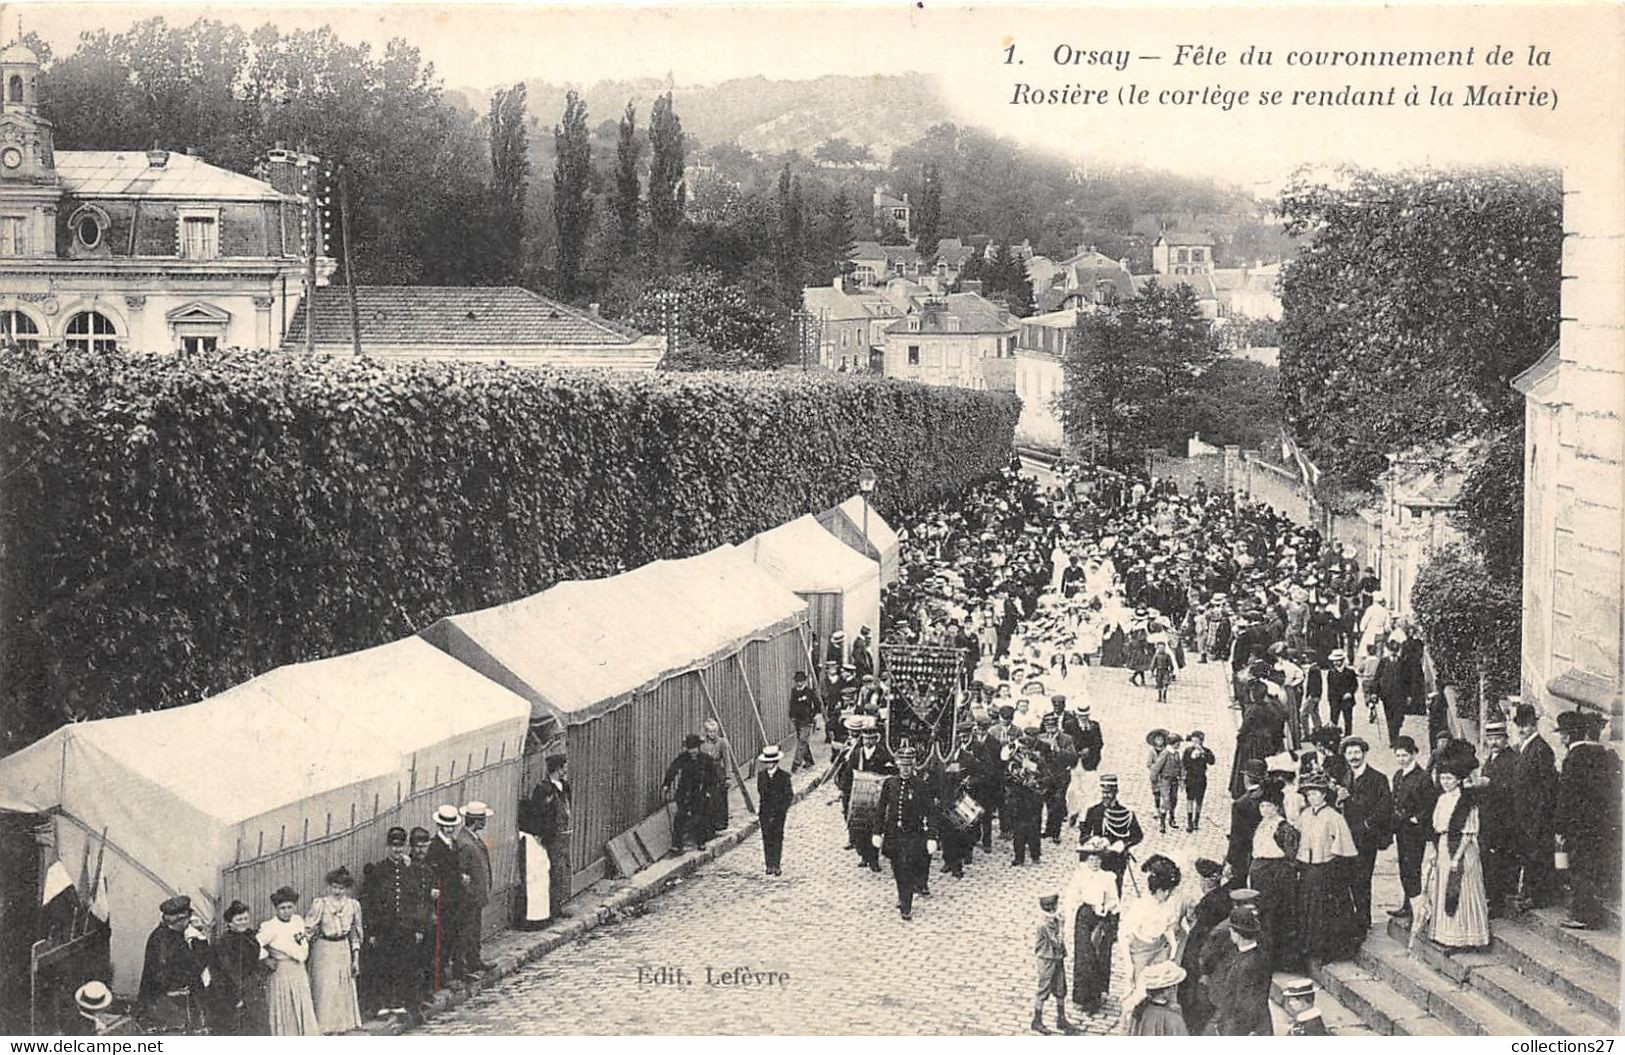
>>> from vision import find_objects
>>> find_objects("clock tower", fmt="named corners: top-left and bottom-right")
top-left (0, 40), bottom-right (54, 183)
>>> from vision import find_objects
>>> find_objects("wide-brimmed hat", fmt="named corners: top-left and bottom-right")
top-left (1141, 960), bottom-right (1187, 991)
top-left (1079, 836), bottom-right (1110, 857)
top-left (1146, 728), bottom-right (1170, 747)
top-left (75, 981), bottom-right (113, 1012)
top-left (1298, 771), bottom-right (1332, 794)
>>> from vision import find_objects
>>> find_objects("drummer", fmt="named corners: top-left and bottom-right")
top-left (840, 719), bottom-right (893, 873)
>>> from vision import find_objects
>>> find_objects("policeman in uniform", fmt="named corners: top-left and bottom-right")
top-left (875, 744), bottom-right (936, 920)
top-left (137, 894), bottom-right (209, 1033)
top-left (365, 826), bottom-right (431, 1017)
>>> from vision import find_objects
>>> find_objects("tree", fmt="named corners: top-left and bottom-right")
top-left (487, 82), bottom-right (530, 284)
top-left (1166, 357), bottom-right (1284, 450)
top-left (1004, 255), bottom-right (1034, 317)
top-left (613, 101), bottom-right (643, 259)
top-left (914, 161), bottom-right (943, 260)
top-left (629, 269), bottom-right (781, 370)
top-left (875, 216), bottom-right (910, 246)
top-left (551, 90), bottom-right (593, 298)
top-left (985, 244), bottom-right (1011, 299)
top-left (817, 189), bottom-right (857, 284)
top-left (1057, 281), bottom-right (1219, 463)
top-left (1277, 165), bottom-right (1561, 491)
top-left (647, 91), bottom-right (687, 257)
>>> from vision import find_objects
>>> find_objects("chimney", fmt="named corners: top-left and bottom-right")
top-left (589, 303), bottom-right (601, 316)
top-left (145, 149), bottom-right (169, 168)
top-left (833, 275), bottom-right (844, 291)
top-left (259, 148), bottom-right (300, 196)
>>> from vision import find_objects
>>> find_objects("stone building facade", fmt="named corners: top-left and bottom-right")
top-left (1513, 157), bottom-right (1625, 728)
top-left (0, 41), bottom-right (328, 353)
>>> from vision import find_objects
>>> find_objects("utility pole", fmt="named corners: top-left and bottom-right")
top-left (301, 150), bottom-right (317, 356)
top-left (338, 164), bottom-right (362, 357)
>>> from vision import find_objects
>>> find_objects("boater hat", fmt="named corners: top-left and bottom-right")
top-left (759, 745), bottom-right (782, 765)
top-left (75, 981), bottom-right (112, 1012)
top-left (434, 804), bottom-right (463, 827)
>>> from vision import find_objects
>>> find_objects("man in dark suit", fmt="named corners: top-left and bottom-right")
top-left (1323, 650), bottom-right (1359, 737)
top-left (1339, 738), bottom-right (1392, 930)
top-left (423, 805), bottom-right (468, 988)
top-left (1512, 703), bottom-right (1560, 909)
top-left (523, 754), bottom-right (573, 921)
top-left (1224, 760), bottom-right (1267, 887)
top-left (455, 802), bottom-right (497, 977)
top-left (966, 718), bottom-right (1005, 852)
top-left (1071, 704), bottom-right (1105, 771)
top-left (667, 731), bottom-right (720, 853)
top-left (1210, 906), bottom-right (1273, 1036)
top-left (788, 672), bottom-right (820, 771)
top-left (1555, 709), bottom-right (1623, 930)
top-left (1387, 736), bottom-right (1436, 921)
top-left (875, 745), bottom-right (936, 921)
top-left (1479, 718), bottom-right (1521, 916)
top-left (756, 745), bottom-right (793, 875)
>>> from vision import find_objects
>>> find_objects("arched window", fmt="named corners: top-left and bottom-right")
top-left (65, 311), bottom-right (118, 352)
top-left (6, 76), bottom-right (20, 104)
top-left (1, 309), bottom-right (39, 350)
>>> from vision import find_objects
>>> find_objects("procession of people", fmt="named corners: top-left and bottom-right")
top-left (95, 455), bottom-right (1618, 1038)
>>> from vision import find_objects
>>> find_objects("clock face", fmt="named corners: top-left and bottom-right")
top-left (0, 147), bottom-right (20, 169)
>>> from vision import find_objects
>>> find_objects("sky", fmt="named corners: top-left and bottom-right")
top-left (7, 1), bottom-right (1622, 190)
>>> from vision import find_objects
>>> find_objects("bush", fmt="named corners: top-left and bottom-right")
top-left (1411, 545), bottom-right (1522, 721)
top-left (0, 348), bottom-right (1018, 748)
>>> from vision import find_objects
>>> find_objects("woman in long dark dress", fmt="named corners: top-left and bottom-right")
top-left (1062, 838), bottom-right (1120, 1014)
top-left (1229, 676), bottom-right (1285, 799)
top-left (1247, 783), bottom-right (1301, 970)
top-left (210, 900), bottom-right (265, 1035)
top-left (1293, 772), bottom-right (1362, 964)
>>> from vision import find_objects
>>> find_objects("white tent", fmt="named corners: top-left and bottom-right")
top-left (420, 544), bottom-right (811, 890)
top-left (0, 637), bottom-right (530, 996)
top-left (816, 494), bottom-right (901, 584)
top-left (746, 514), bottom-right (882, 660)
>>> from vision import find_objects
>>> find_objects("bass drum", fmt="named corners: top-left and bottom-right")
top-left (846, 770), bottom-right (887, 833)
top-left (948, 790), bottom-right (985, 831)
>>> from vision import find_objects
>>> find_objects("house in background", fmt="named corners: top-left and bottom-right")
top-left (1377, 450), bottom-right (1470, 618)
top-left (879, 292), bottom-right (1017, 390)
top-left (802, 278), bottom-right (903, 371)
top-left (0, 41), bottom-right (330, 353)
top-left (872, 188), bottom-right (911, 239)
top-left (849, 241), bottom-right (922, 286)
top-left (283, 286), bottom-right (666, 369)
top-left (1013, 307), bottom-right (1079, 450)
top-left (1152, 231), bottom-right (1215, 276)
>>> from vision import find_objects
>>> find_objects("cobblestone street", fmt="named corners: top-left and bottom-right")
top-left (420, 655), bottom-right (1259, 1035)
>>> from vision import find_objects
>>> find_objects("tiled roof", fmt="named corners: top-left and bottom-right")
top-left (884, 293), bottom-right (1015, 336)
top-left (283, 286), bottom-right (649, 348)
top-left (55, 151), bottom-right (285, 201)
top-left (802, 286), bottom-right (872, 321)
top-left (1155, 230), bottom-right (1215, 246)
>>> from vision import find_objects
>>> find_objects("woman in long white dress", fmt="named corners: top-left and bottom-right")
top-left (256, 887), bottom-right (318, 1036)
top-left (1421, 741), bottom-right (1491, 948)
top-left (305, 867), bottom-right (364, 1034)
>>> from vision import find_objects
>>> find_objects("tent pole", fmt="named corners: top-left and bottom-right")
top-left (734, 654), bottom-right (771, 751)
top-left (694, 671), bottom-right (756, 815)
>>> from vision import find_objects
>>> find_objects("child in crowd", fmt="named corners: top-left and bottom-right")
top-left (1181, 731), bottom-right (1216, 832)
top-left (1151, 642), bottom-right (1176, 703)
top-left (1150, 733), bottom-right (1183, 835)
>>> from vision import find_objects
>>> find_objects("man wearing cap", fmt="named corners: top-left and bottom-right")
top-left (1478, 719), bottom-right (1520, 916)
top-left (1512, 703), bottom-right (1559, 910)
top-left (757, 745), bottom-right (793, 876)
top-left (1078, 774), bottom-right (1143, 893)
top-left (875, 745), bottom-right (936, 920)
top-left (1031, 893), bottom-right (1077, 1033)
top-left (1209, 906), bottom-right (1272, 1036)
top-left (1555, 709), bottom-right (1622, 930)
top-left (663, 734), bottom-right (718, 855)
top-left (453, 802), bottom-right (497, 977)
top-left (407, 826), bottom-right (436, 998)
top-left (364, 827), bottom-right (430, 1015)
top-left (1388, 736), bottom-right (1436, 921)
top-left (137, 894), bottom-right (209, 1032)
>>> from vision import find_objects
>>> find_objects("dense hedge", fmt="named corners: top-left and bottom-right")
top-left (1411, 545), bottom-right (1522, 722)
top-left (0, 348), bottom-right (1018, 748)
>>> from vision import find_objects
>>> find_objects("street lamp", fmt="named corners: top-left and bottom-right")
top-left (858, 467), bottom-right (880, 653)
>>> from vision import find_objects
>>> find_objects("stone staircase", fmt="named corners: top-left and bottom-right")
top-left (1281, 908), bottom-right (1622, 1036)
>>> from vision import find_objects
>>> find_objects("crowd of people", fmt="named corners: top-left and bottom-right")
top-left (817, 456), bottom-right (1620, 1036)
top-left (84, 455), bottom-right (1618, 1039)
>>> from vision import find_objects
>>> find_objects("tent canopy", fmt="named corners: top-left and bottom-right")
top-left (0, 637), bottom-right (530, 994)
top-left (816, 495), bottom-right (900, 582)
top-left (420, 544), bottom-right (809, 726)
top-left (746, 514), bottom-right (879, 593)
